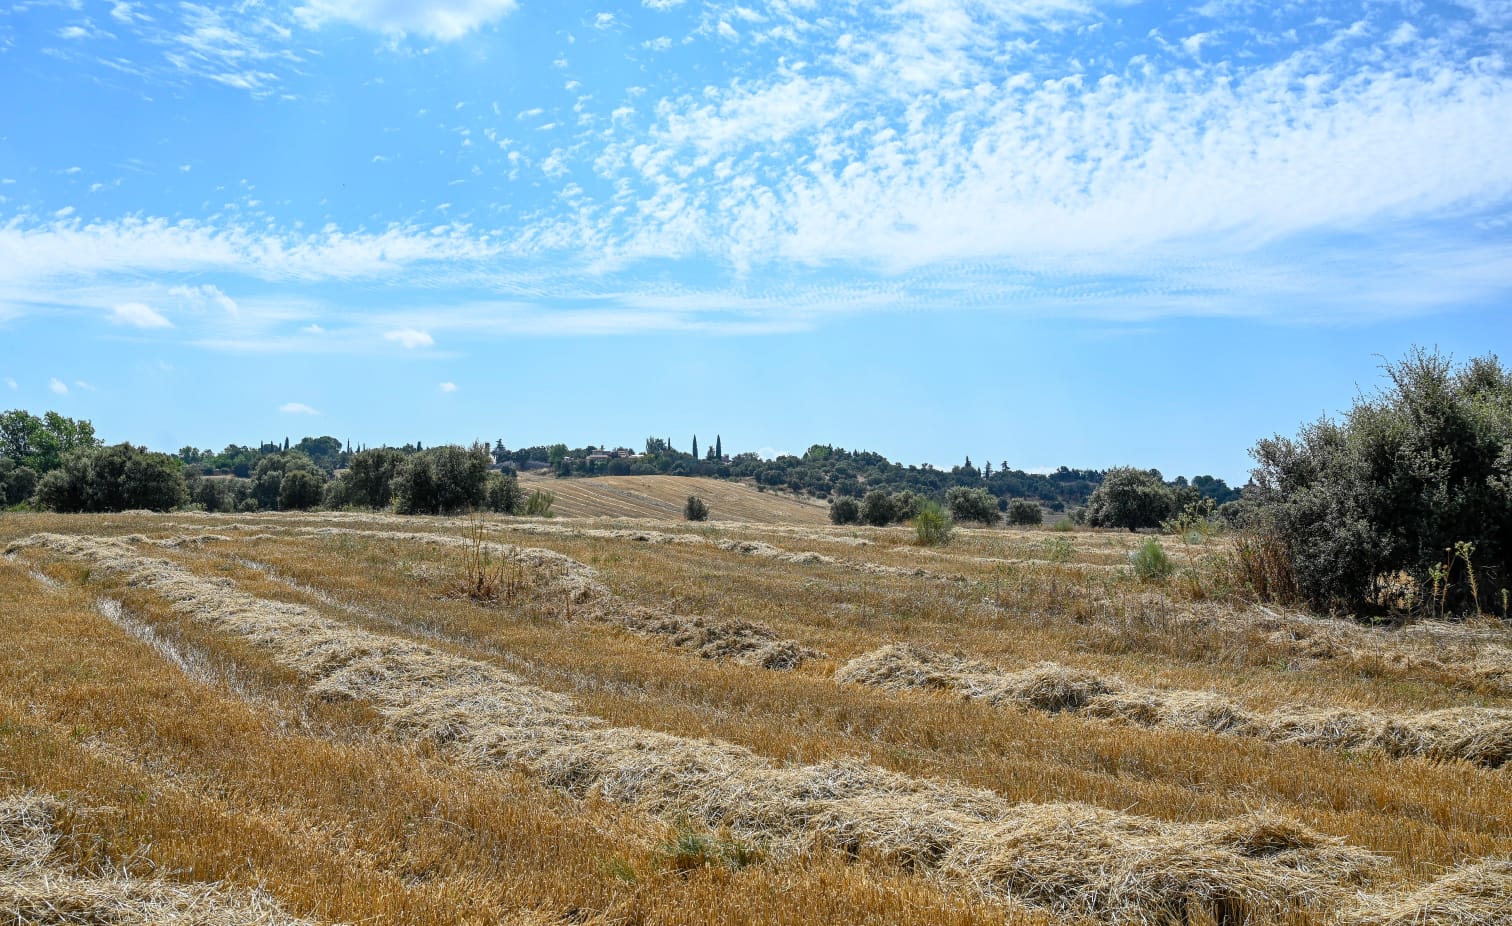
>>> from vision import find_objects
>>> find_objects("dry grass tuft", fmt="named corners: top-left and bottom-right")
top-left (840, 644), bottom-right (1512, 767)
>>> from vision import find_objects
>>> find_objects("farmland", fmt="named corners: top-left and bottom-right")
top-left (1, 487), bottom-right (1508, 924)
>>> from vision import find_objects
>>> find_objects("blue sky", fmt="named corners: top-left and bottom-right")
top-left (1, 0), bottom-right (1509, 483)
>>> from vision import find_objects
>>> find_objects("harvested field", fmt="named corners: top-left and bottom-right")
top-left (839, 644), bottom-right (1512, 767)
top-left (3, 509), bottom-right (1511, 926)
top-left (0, 793), bottom-right (317, 925)
top-left (517, 474), bottom-right (830, 523)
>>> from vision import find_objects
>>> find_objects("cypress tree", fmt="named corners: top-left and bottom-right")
top-left (715, 435), bottom-right (722, 460)
top-left (692, 435), bottom-right (698, 460)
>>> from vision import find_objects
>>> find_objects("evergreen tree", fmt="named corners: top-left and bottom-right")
top-left (692, 436), bottom-right (698, 460)
top-left (282, 437), bottom-right (289, 452)
top-left (715, 435), bottom-right (723, 460)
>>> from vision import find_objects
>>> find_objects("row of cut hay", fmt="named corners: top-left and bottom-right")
top-left (0, 792), bottom-right (318, 925)
top-left (12, 532), bottom-right (1401, 926)
top-left (612, 606), bottom-right (820, 670)
top-left (1343, 859), bottom-right (1512, 925)
top-left (147, 525), bottom-right (827, 671)
top-left (838, 644), bottom-right (1512, 768)
top-left (714, 538), bottom-right (967, 581)
top-left (495, 519), bottom-right (879, 549)
top-left (899, 544), bottom-right (1125, 573)
top-left (286, 526), bottom-right (825, 669)
top-left (490, 521), bottom-right (705, 545)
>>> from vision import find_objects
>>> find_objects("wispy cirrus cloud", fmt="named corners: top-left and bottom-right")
top-left (279, 401), bottom-right (319, 415)
top-left (294, 0), bottom-right (520, 40)
top-left (109, 301), bottom-right (172, 328)
top-left (2, 0), bottom-right (1509, 347)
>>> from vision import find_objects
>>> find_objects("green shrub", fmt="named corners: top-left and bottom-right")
top-left (277, 468), bottom-right (325, 510)
top-left (859, 490), bottom-right (896, 526)
top-left (913, 500), bottom-right (953, 546)
top-left (392, 445), bottom-right (492, 514)
top-left (1051, 517), bottom-right (1074, 532)
top-left (829, 496), bottom-right (860, 525)
top-left (684, 494), bottom-right (709, 521)
top-left (889, 490), bottom-right (924, 522)
top-left (485, 471), bottom-right (522, 514)
top-left (523, 489), bottom-right (555, 517)
top-left (1250, 348), bottom-right (1511, 615)
top-left (946, 486), bottom-right (999, 525)
top-left (35, 443), bottom-right (187, 512)
top-left (1006, 498), bottom-right (1043, 526)
top-left (1085, 467), bottom-right (1175, 531)
top-left (1041, 537), bottom-right (1074, 563)
top-left (1129, 538), bottom-right (1174, 582)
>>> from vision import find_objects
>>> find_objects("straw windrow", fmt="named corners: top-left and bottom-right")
top-left (284, 526), bottom-right (824, 669)
top-left (12, 532), bottom-right (1399, 925)
top-left (0, 792), bottom-right (319, 925)
top-left (838, 644), bottom-right (1512, 768)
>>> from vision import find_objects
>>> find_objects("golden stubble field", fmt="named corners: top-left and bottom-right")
top-left (1, 494), bottom-right (1509, 924)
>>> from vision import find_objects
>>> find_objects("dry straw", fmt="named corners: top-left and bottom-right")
top-left (0, 792), bottom-right (318, 925)
top-left (1344, 859), bottom-right (1512, 925)
top-left (284, 526), bottom-right (824, 669)
top-left (838, 644), bottom-right (1512, 768)
top-left (8, 532), bottom-right (1428, 925)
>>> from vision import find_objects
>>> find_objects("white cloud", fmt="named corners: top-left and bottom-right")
top-left (73, 380), bottom-right (95, 391)
top-left (295, 0), bottom-right (520, 40)
top-left (0, 218), bottom-right (500, 289)
top-left (110, 2), bottom-right (144, 24)
top-left (57, 25), bottom-right (90, 39)
top-left (49, 378), bottom-right (68, 395)
top-left (279, 402), bottom-right (319, 415)
top-left (53, 207), bottom-right (75, 219)
top-left (643, 0), bottom-right (685, 9)
top-left (109, 302), bottom-right (173, 329)
top-left (438, 381), bottom-right (458, 392)
top-left (4, 377), bottom-right (17, 390)
top-left (302, 323), bottom-right (325, 333)
top-left (384, 328), bottom-right (434, 349)
top-left (169, 283), bottom-right (238, 316)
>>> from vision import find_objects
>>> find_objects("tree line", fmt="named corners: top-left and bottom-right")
top-left (4, 346), bottom-right (1506, 621)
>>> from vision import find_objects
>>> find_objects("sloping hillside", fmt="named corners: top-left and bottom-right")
top-left (518, 474), bottom-right (830, 524)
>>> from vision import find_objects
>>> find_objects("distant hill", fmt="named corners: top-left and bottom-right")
top-left (519, 474), bottom-right (830, 524)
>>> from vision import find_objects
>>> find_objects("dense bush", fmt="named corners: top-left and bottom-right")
top-left (684, 494), bottom-right (709, 521)
top-left (344, 448), bottom-right (406, 509)
top-left (250, 452), bottom-right (325, 510)
top-left (278, 469), bottom-right (325, 511)
top-left (485, 471), bottom-right (522, 514)
top-left (393, 445), bottom-right (492, 515)
top-left (0, 458), bottom-right (38, 506)
top-left (946, 486), bottom-right (999, 525)
top-left (829, 496), bottom-right (860, 525)
top-left (523, 489), bottom-right (555, 517)
top-left (1084, 467), bottom-right (1175, 531)
top-left (859, 490), bottom-right (896, 526)
top-left (1249, 349), bottom-right (1511, 615)
top-left (913, 500), bottom-right (953, 546)
top-left (35, 443), bottom-right (187, 512)
top-left (1006, 498), bottom-right (1044, 526)
top-left (1129, 538), bottom-right (1175, 582)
